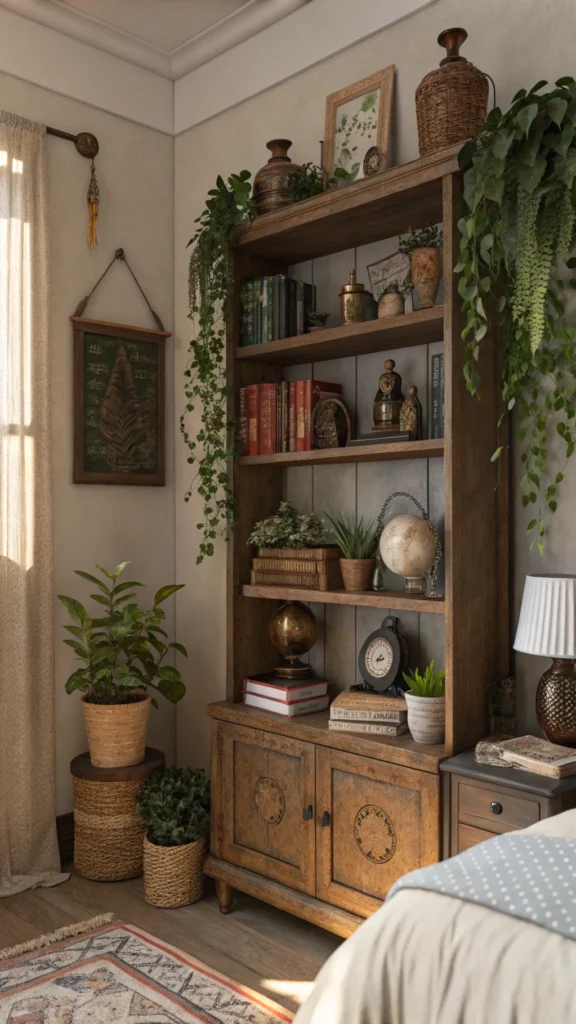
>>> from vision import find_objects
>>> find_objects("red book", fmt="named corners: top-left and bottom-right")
top-left (245, 384), bottom-right (259, 455)
top-left (304, 380), bottom-right (343, 450)
top-left (295, 380), bottom-right (306, 451)
top-left (289, 382), bottom-right (297, 452)
top-left (259, 383), bottom-right (278, 455)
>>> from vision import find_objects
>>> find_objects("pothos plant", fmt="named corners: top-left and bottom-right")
top-left (457, 78), bottom-right (576, 551)
top-left (182, 171), bottom-right (254, 563)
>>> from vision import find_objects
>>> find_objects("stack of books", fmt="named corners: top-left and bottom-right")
top-left (240, 275), bottom-right (316, 345)
top-left (329, 690), bottom-right (408, 736)
top-left (240, 379), bottom-right (341, 455)
top-left (250, 546), bottom-right (342, 591)
top-left (243, 673), bottom-right (330, 717)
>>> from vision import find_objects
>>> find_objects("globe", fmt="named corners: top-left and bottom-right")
top-left (379, 514), bottom-right (437, 593)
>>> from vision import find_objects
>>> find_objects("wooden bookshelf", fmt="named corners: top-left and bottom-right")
top-left (240, 438), bottom-right (443, 467)
top-left (242, 584), bottom-right (446, 614)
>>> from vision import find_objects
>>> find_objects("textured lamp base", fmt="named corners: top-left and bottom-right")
top-left (536, 659), bottom-right (576, 747)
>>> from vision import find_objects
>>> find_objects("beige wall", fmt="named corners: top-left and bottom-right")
top-left (1, 72), bottom-right (176, 814)
top-left (174, 0), bottom-right (576, 767)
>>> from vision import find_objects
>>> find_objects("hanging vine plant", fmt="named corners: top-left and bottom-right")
top-left (457, 77), bottom-right (576, 552)
top-left (181, 171), bottom-right (254, 563)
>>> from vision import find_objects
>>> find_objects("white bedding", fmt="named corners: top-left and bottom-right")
top-left (295, 810), bottom-right (576, 1024)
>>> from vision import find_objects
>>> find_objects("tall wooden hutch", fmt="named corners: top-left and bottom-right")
top-left (206, 146), bottom-right (509, 937)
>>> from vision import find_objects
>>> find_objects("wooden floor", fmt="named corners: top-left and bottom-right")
top-left (0, 870), bottom-right (341, 1014)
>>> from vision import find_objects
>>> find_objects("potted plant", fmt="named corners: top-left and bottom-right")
top-left (248, 501), bottom-right (343, 590)
top-left (308, 310), bottom-right (330, 332)
top-left (325, 511), bottom-right (379, 592)
top-left (399, 225), bottom-right (443, 308)
top-left (402, 661), bottom-right (446, 744)
top-left (59, 562), bottom-right (186, 769)
top-left (378, 283), bottom-right (405, 319)
top-left (138, 767), bottom-right (210, 908)
top-left (248, 501), bottom-right (326, 551)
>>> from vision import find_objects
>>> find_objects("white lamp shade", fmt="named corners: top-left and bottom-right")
top-left (514, 574), bottom-right (576, 658)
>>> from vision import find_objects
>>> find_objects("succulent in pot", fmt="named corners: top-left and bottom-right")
top-left (59, 562), bottom-right (186, 769)
top-left (325, 511), bottom-right (379, 592)
top-left (308, 310), bottom-right (331, 332)
top-left (378, 283), bottom-right (405, 320)
top-left (402, 661), bottom-right (446, 744)
top-left (399, 225), bottom-right (443, 308)
top-left (138, 767), bottom-right (210, 908)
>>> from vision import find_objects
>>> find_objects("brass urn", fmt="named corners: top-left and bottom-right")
top-left (253, 139), bottom-right (304, 215)
top-left (268, 601), bottom-right (317, 679)
top-left (339, 269), bottom-right (368, 325)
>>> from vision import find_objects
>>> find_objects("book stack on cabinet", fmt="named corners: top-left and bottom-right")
top-left (240, 275), bottom-right (316, 345)
top-left (242, 673), bottom-right (329, 717)
top-left (241, 379), bottom-right (341, 454)
top-left (329, 691), bottom-right (408, 736)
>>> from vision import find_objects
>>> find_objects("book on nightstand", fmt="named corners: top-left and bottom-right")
top-left (499, 735), bottom-right (576, 778)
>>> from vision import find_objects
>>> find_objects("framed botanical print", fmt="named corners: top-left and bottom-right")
top-left (324, 66), bottom-right (395, 182)
top-left (71, 317), bottom-right (168, 486)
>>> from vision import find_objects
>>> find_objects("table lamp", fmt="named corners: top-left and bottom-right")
top-left (514, 574), bottom-right (576, 746)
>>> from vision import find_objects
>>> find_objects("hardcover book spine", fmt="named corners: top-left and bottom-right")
top-left (330, 708), bottom-right (406, 722)
top-left (254, 278), bottom-right (262, 344)
top-left (272, 275), bottom-right (280, 341)
top-left (276, 382), bottom-right (281, 452)
top-left (239, 281), bottom-right (255, 346)
top-left (281, 381), bottom-right (289, 452)
top-left (431, 353), bottom-right (444, 439)
top-left (289, 382), bottom-right (297, 452)
top-left (259, 383), bottom-right (277, 455)
top-left (251, 570), bottom-right (324, 588)
top-left (261, 277), bottom-right (271, 344)
top-left (287, 279), bottom-right (297, 337)
top-left (328, 720), bottom-right (408, 735)
top-left (239, 387), bottom-right (247, 454)
top-left (279, 277), bottom-right (287, 340)
top-left (296, 379), bottom-right (306, 451)
top-left (296, 280), bottom-right (304, 335)
top-left (245, 384), bottom-right (259, 456)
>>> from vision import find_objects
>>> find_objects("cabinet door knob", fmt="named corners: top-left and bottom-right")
top-left (322, 811), bottom-right (331, 828)
top-left (490, 801), bottom-right (503, 815)
top-left (302, 805), bottom-right (313, 821)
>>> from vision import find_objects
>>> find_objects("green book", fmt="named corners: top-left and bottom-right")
top-left (239, 281), bottom-right (255, 346)
top-left (254, 277), bottom-right (262, 344)
top-left (261, 277), bottom-right (272, 344)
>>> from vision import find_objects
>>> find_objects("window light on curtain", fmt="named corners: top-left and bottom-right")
top-left (0, 110), bottom-right (67, 896)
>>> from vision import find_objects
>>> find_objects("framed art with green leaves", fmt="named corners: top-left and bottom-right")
top-left (72, 317), bottom-right (168, 486)
top-left (324, 66), bottom-right (395, 183)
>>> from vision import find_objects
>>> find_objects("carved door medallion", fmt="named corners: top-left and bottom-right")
top-left (354, 804), bottom-right (396, 863)
top-left (253, 777), bottom-right (286, 825)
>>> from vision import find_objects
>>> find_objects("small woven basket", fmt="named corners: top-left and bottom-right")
top-left (143, 837), bottom-right (206, 908)
top-left (73, 777), bottom-right (145, 881)
top-left (82, 694), bottom-right (151, 768)
top-left (416, 28), bottom-right (489, 157)
top-left (340, 559), bottom-right (376, 592)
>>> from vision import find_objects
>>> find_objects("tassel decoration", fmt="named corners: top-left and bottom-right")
top-left (87, 159), bottom-right (99, 248)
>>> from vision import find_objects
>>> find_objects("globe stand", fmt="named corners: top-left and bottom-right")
top-left (376, 491), bottom-right (443, 599)
top-left (404, 575), bottom-right (428, 595)
top-left (275, 657), bottom-right (313, 680)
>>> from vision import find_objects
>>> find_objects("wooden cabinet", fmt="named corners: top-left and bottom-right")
top-left (207, 706), bottom-right (441, 936)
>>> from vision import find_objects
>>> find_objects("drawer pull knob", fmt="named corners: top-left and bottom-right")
top-left (302, 805), bottom-right (313, 821)
top-left (490, 801), bottom-right (503, 815)
top-left (322, 811), bottom-right (331, 828)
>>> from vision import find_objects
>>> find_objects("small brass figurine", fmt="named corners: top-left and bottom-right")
top-left (373, 358), bottom-right (404, 432)
top-left (339, 268), bottom-right (368, 325)
top-left (399, 385), bottom-right (422, 440)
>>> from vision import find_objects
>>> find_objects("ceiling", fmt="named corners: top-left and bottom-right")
top-left (58, 0), bottom-right (251, 53)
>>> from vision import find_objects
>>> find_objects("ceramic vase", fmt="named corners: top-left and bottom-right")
top-left (405, 692), bottom-right (445, 745)
top-left (378, 293), bottom-right (404, 319)
top-left (253, 139), bottom-right (303, 215)
top-left (411, 247), bottom-right (443, 308)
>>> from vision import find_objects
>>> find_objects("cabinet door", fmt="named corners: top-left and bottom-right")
top-left (316, 747), bottom-right (440, 916)
top-left (212, 721), bottom-right (315, 894)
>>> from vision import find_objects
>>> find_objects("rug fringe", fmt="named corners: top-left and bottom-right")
top-left (0, 912), bottom-right (117, 961)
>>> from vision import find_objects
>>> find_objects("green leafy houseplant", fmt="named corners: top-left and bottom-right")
top-left (248, 501), bottom-right (325, 549)
top-left (287, 162), bottom-right (357, 203)
top-left (308, 310), bottom-right (330, 328)
top-left (182, 171), bottom-right (254, 563)
top-left (456, 78), bottom-right (576, 550)
top-left (58, 562), bottom-right (186, 706)
top-left (402, 661), bottom-right (446, 698)
top-left (325, 511), bottom-right (378, 559)
top-left (399, 225), bottom-right (443, 256)
top-left (137, 767), bottom-right (210, 847)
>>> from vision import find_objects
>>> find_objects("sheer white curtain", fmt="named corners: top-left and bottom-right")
top-left (0, 111), bottom-right (67, 896)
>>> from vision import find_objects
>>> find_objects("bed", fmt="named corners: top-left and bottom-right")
top-left (295, 810), bottom-right (576, 1024)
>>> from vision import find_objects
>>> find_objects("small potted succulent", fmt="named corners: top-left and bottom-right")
top-left (399, 225), bottom-right (443, 308)
top-left (402, 661), bottom-right (446, 744)
top-left (325, 511), bottom-right (379, 592)
top-left (59, 562), bottom-right (186, 769)
top-left (308, 310), bottom-right (330, 332)
top-left (378, 283), bottom-right (405, 319)
top-left (138, 767), bottom-right (210, 908)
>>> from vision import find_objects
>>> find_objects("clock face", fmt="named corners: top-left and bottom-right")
top-left (364, 637), bottom-right (394, 678)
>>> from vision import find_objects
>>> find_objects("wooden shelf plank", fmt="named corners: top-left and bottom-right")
top-left (242, 584), bottom-right (445, 614)
top-left (239, 438), bottom-right (443, 467)
top-left (234, 147), bottom-right (460, 263)
top-left (235, 306), bottom-right (444, 365)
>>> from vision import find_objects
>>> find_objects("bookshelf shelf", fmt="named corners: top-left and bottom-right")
top-left (235, 306), bottom-right (444, 366)
top-left (242, 584), bottom-right (445, 615)
top-left (239, 438), bottom-right (443, 467)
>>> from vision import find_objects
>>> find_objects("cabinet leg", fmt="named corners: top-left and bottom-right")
top-left (216, 879), bottom-right (234, 915)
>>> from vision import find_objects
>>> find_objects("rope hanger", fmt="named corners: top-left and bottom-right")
top-left (73, 248), bottom-right (166, 332)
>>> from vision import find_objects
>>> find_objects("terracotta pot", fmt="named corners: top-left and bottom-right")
top-left (143, 836), bottom-right (206, 908)
top-left (82, 694), bottom-right (151, 768)
top-left (405, 692), bottom-right (445, 745)
top-left (378, 292), bottom-right (404, 319)
top-left (410, 247), bottom-right (443, 308)
top-left (340, 559), bottom-right (376, 592)
top-left (253, 139), bottom-right (303, 215)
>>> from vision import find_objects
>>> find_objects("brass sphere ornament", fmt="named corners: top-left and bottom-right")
top-left (268, 601), bottom-right (317, 679)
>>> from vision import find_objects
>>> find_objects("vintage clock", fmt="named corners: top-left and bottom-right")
top-left (355, 615), bottom-right (409, 695)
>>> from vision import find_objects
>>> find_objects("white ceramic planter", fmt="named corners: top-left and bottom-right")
top-left (405, 692), bottom-right (445, 745)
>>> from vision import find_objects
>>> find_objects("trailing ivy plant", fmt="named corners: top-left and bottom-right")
top-left (457, 78), bottom-right (576, 552)
top-left (182, 171), bottom-right (254, 563)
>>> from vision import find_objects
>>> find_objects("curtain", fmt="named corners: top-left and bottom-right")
top-left (0, 111), bottom-right (67, 896)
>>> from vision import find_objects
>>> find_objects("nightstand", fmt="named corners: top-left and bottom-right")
top-left (440, 749), bottom-right (576, 858)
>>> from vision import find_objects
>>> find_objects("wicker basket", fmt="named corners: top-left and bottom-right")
top-left (143, 836), bottom-right (206, 908)
top-left (82, 694), bottom-right (151, 768)
top-left (415, 28), bottom-right (489, 157)
top-left (73, 777), bottom-right (146, 881)
top-left (340, 559), bottom-right (376, 592)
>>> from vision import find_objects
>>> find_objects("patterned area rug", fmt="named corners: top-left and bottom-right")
top-left (0, 915), bottom-right (293, 1023)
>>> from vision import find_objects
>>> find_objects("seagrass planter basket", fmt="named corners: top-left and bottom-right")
top-left (143, 836), bottom-right (206, 908)
top-left (82, 694), bottom-right (151, 768)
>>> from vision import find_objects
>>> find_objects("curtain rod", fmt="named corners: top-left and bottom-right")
top-left (46, 125), bottom-right (99, 160)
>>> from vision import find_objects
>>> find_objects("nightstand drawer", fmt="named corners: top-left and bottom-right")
top-left (458, 822), bottom-right (497, 851)
top-left (459, 780), bottom-right (539, 831)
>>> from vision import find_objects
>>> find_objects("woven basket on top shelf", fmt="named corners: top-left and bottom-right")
top-left (416, 27), bottom-right (489, 157)
top-left (143, 837), bottom-right (206, 908)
